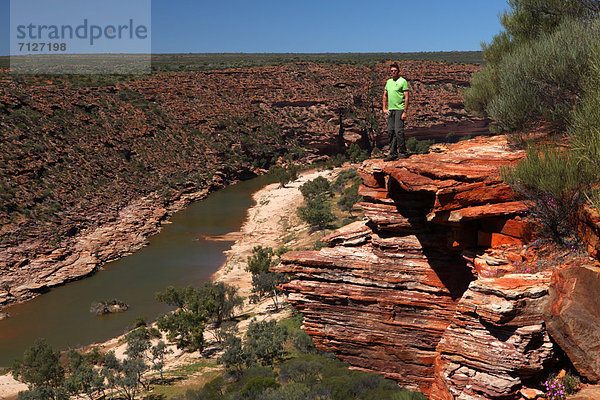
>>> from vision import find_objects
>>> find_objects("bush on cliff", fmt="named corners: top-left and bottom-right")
top-left (464, 0), bottom-right (600, 133)
top-left (467, 18), bottom-right (600, 133)
top-left (471, 0), bottom-right (600, 244)
top-left (570, 46), bottom-right (600, 211)
top-left (502, 145), bottom-right (595, 245)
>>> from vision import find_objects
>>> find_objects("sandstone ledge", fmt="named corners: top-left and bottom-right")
top-left (274, 135), bottom-right (598, 398)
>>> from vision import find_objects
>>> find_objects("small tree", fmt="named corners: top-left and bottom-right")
top-left (63, 351), bottom-right (104, 400)
top-left (155, 283), bottom-right (242, 352)
top-left (212, 320), bottom-right (239, 345)
top-left (406, 137), bottom-right (434, 154)
top-left (244, 320), bottom-right (288, 367)
top-left (247, 246), bottom-right (277, 275)
top-left (101, 351), bottom-right (146, 400)
top-left (149, 341), bottom-right (171, 381)
top-left (297, 199), bottom-right (336, 230)
top-left (246, 246), bottom-right (287, 311)
top-left (218, 335), bottom-right (248, 377)
top-left (269, 164), bottom-right (299, 188)
top-left (337, 184), bottom-right (362, 216)
top-left (155, 286), bottom-right (207, 352)
top-left (155, 308), bottom-right (206, 353)
top-left (331, 168), bottom-right (360, 193)
top-left (12, 339), bottom-right (67, 400)
top-left (346, 143), bottom-right (369, 163)
top-left (299, 176), bottom-right (331, 200)
top-left (199, 282), bottom-right (243, 326)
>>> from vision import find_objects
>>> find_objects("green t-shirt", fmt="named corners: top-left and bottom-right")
top-left (385, 77), bottom-right (409, 110)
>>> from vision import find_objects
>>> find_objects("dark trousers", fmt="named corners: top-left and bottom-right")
top-left (387, 110), bottom-right (407, 156)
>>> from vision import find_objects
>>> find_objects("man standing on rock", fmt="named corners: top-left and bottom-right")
top-left (383, 63), bottom-right (410, 161)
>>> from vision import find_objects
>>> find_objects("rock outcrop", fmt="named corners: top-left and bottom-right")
top-left (544, 265), bottom-right (600, 382)
top-left (431, 273), bottom-right (556, 399)
top-left (274, 135), bottom-right (576, 398)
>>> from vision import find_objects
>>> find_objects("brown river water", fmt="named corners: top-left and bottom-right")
top-left (0, 175), bottom-right (274, 367)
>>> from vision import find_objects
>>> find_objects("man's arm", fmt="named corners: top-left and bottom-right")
top-left (402, 91), bottom-right (409, 120)
top-left (383, 89), bottom-right (389, 115)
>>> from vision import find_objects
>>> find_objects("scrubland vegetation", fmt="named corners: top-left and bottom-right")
top-left (465, 0), bottom-right (600, 247)
top-left (11, 314), bottom-right (425, 400)
top-left (0, 51), bottom-right (483, 73)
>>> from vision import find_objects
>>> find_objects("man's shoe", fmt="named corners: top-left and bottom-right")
top-left (397, 153), bottom-right (409, 159)
top-left (384, 155), bottom-right (397, 161)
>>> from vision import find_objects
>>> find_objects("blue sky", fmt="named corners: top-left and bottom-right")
top-left (0, 0), bottom-right (509, 55)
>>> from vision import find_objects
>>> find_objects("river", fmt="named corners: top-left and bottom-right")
top-left (0, 175), bottom-right (274, 367)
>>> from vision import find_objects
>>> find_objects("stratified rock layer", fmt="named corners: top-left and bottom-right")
top-left (431, 273), bottom-right (556, 400)
top-left (275, 136), bottom-right (563, 397)
top-left (278, 238), bottom-right (473, 393)
top-left (544, 265), bottom-right (600, 382)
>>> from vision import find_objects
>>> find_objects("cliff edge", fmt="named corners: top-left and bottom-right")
top-left (274, 135), bottom-right (600, 399)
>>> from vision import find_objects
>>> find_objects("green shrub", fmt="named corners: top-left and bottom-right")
top-left (297, 199), bottom-right (336, 230)
top-left (268, 164), bottom-right (299, 188)
top-left (155, 283), bottom-right (242, 351)
top-left (246, 246), bottom-right (276, 275)
top-left (561, 371), bottom-right (582, 395)
top-left (240, 376), bottom-right (280, 398)
top-left (371, 147), bottom-right (383, 158)
top-left (331, 168), bottom-right (360, 193)
top-left (486, 19), bottom-right (599, 132)
top-left (406, 137), bottom-right (434, 154)
top-left (346, 143), bottom-right (369, 163)
top-left (299, 176), bottom-right (331, 200)
top-left (326, 154), bottom-right (347, 169)
top-left (464, 66), bottom-right (501, 116)
top-left (291, 329), bottom-right (316, 354)
top-left (338, 184), bottom-right (362, 216)
top-left (465, 0), bottom-right (600, 133)
top-left (569, 46), bottom-right (600, 212)
top-left (246, 246), bottom-right (287, 311)
top-left (12, 339), bottom-right (65, 397)
top-left (244, 320), bottom-right (288, 367)
top-left (502, 145), bottom-right (595, 245)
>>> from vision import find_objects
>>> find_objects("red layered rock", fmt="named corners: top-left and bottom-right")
top-left (274, 136), bottom-right (551, 397)
top-left (543, 265), bottom-right (600, 382)
top-left (576, 206), bottom-right (600, 258)
top-left (430, 273), bottom-right (556, 400)
top-left (277, 236), bottom-right (473, 393)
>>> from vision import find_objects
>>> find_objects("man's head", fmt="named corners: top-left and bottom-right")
top-left (390, 63), bottom-right (400, 79)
